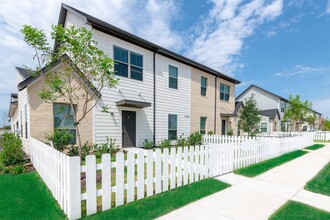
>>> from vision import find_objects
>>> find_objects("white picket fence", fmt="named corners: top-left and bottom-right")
top-left (29, 134), bottom-right (313, 219)
top-left (29, 138), bottom-right (80, 219)
top-left (257, 131), bottom-right (330, 141)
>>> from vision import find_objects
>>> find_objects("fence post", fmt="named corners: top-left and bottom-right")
top-left (67, 156), bottom-right (81, 220)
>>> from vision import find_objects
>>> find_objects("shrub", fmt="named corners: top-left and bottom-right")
top-left (45, 129), bottom-right (74, 152)
top-left (158, 139), bottom-right (171, 149)
top-left (176, 135), bottom-right (186, 148)
top-left (0, 133), bottom-right (24, 166)
top-left (226, 128), bottom-right (233, 136)
top-left (143, 139), bottom-right (154, 149)
top-left (106, 136), bottom-right (118, 148)
top-left (67, 146), bottom-right (78, 157)
top-left (207, 131), bottom-right (214, 135)
top-left (186, 131), bottom-right (202, 147)
top-left (10, 163), bottom-right (25, 174)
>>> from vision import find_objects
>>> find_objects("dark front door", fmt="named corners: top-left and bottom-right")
top-left (221, 119), bottom-right (226, 135)
top-left (122, 111), bottom-right (136, 147)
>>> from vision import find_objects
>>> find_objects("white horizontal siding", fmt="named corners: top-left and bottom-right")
top-left (18, 88), bottom-right (30, 152)
top-left (237, 87), bottom-right (279, 110)
top-left (92, 30), bottom-right (154, 147)
top-left (155, 55), bottom-right (191, 143)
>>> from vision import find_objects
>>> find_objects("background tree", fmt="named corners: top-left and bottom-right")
top-left (305, 114), bottom-right (317, 130)
top-left (239, 94), bottom-right (261, 137)
top-left (21, 25), bottom-right (118, 156)
top-left (283, 95), bottom-right (312, 132)
top-left (324, 119), bottom-right (330, 131)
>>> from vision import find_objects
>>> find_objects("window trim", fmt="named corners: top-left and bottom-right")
top-left (200, 117), bottom-right (207, 134)
top-left (113, 45), bottom-right (144, 81)
top-left (260, 122), bottom-right (268, 133)
top-left (168, 114), bottom-right (178, 140)
top-left (168, 65), bottom-right (178, 89)
top-left (201, 76), bottom-right (207, 96)
top-left (53, 103), bottom-right (77, 144)
top-left (220, 83), bottom-right (230, 101)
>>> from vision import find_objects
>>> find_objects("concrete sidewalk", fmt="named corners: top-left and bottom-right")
top-left (158, 144), bottom-right (330, 220)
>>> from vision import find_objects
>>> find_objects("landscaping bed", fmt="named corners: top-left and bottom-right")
top-left (234, 150), bottom-right (308, 177)
top-left (83, 178), bottom-right (230, 219)
top-left (305, 161), bottom-right (330, 196)
top-left (269, 201), bottom-right (330, 220)
top-left (0, 172), bottom-right (66, 219)
top-left (305, 144), bottom-right (325, 150)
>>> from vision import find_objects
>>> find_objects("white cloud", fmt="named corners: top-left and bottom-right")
top-left (312, 99), bottom-right (330, 118)
top-left (326, 0), bottom-right (330, 14)
top-left (265, 14), bottom-right (302, 37)
top-left (274, 65), bottom-right (330, 77)
top-left (0, 0), bottom-right (182, 125)
top-left (186, 0), bottom-right (283, 75)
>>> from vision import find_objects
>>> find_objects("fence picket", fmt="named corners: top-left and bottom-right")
top-left (127, 152), bottom-right (135, 203)
top-left (86, 155), bottom-right (97, 215)
top-left (102, 154), bottom-right (111, 211)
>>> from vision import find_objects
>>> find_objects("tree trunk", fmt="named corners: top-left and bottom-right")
top-left (76, 123), bottom-right (82, 158)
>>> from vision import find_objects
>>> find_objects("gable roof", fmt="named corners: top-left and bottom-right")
top-left (233, 101), bottom-right (244, 116)
top-left (17, 54), bottom-right (101, 98)
top-left (236, 84), bottom-right (288, 102)
top-left (16, 67), bottom-right (33, 79)
top-left (58, 3), bottom-right (241, 85)
top-left (260, 109), bottom-right (281, 120)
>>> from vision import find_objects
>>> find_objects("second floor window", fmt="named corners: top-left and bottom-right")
top-left (220, 83), bottom-right (230, 101)
top-left (114, 46), bottom-right (143, 81)
top-left (201, 77), bottom-right (207, 96)
top-left (169, 65), bottom-right (178, 89)
top-left (280, 101), bottom-right (286, 113)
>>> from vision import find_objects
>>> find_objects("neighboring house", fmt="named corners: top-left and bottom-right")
top-left (236, 84), bottom-right (290, 132)
top-left (299, 110), bottom-right (322, 131)
top-left (259, 109), bottom-right (281, 133)
top-left (190, 68), bottom-right (240, 136)
top-left (8, 4), bottom-right (240, 149)
top-left (236, 84), bottom-right (322, 132)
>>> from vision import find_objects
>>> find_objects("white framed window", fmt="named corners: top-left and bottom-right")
top-left (201, 77), bottom-right (207, 96)
top-left (200, 117), bottom-right (207, 134)
top-left (220, 83), bottom-right (230, 101)
top-left (260, 122), bottom-right (268, 133)
top-left (113, 46), bottom-right (143, 81)
top-left (168, 114), bottom-right (177, 140)
top-left (169, 65), bottom-right (178, 89)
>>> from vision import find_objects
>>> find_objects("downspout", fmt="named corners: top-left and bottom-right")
top-left (214, 76), bottom-right (218, 133)
top-left (153, 49), bottom-right (159, 146)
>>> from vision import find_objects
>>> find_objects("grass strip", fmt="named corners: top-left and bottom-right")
top-left (269, 201), bottom-right (330, 220)
top-left (314, 140), bottom-right (330, 143)
top-left (305, 161), bottom-right (330, 196)
top-left (0, 172), bottom-right (66, 219)
top-left (234, 150), bottom-right (308, 177)
top-left (84, 178), bottom-right (230, 220)
top-left (305, 144), bottom-right (325, 150)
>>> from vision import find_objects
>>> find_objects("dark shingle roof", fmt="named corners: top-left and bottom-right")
top-left (58, 3), bottom-right (241, 84)
top-left (260, 109), bottom-right (281, 120)
top-left (233, 101), bottom-right (244, 116)
top-left (15, 67), bottom-right (33, 79)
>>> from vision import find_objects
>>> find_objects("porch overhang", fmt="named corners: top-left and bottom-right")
top-left (116, 99), bottom-right (151, 108)
top-left (220, 113), bottom-right (236, 117)
top-left (8, 101), bottom-right (18, 117)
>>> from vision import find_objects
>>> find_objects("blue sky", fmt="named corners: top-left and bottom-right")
top-left (1, 0), bottom-right (330, 127)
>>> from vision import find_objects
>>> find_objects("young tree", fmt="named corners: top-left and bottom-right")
top-left (324, 119), bottom-right (330, 131)
top-left (239, 94), bottom-right (261, 137)
top-left (21, 25), bottom-right (118, 156)
top-left (283, 95), bottom-right (312, 132)
top-left (305, 114), bottom-right (317, 130)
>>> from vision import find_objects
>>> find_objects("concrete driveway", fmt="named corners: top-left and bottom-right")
top-left (158, 144), bottom-right (330, 220)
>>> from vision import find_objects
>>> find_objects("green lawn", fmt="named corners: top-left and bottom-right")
top-left (269, 201), bottom-right (330, 220)
top-left (0, 172), bottom-right (66, 219)
top-left (305, 144), bottom-right (325, 150)
top-left (84, 179), bottom-right (230, 220)
top-left (305, 161), bottom-right (330, 196)
top-left (314, 140), bottom-right (330, 143)
top-left (234, 150), bottom-right (308, 177)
